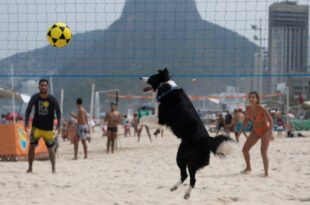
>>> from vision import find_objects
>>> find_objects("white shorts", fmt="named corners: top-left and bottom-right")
top-left (277, 126), bottom-right (284, 131)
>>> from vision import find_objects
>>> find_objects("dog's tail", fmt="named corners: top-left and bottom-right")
top-left (208, 135), bottom-right (236, 157)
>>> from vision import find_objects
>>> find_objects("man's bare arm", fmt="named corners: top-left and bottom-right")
top-left (118, 113), bottom-right (122, 124)
top-left (84, 110), bottom-right (91, 131)
top-left (70, 112), bottom-right (78, 119)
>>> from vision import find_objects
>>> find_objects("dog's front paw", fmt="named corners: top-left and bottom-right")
top-left (170, 186), bottom-right (178, 192)
top-left (154, 129), bottom-right (160, 136)
top-left (183, 185), bottom-right (193, 199)
top-left (184, 192), bottom-right (190, 200)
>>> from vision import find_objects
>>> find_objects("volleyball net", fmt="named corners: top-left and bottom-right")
top-left (0, 0), bottom-right (309, 97)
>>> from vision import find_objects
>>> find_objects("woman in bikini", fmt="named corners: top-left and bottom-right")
top-left (241, 91), bottom-right (273, 177)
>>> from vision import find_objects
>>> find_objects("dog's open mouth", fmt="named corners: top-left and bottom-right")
top-left (143, 87), bottom-right (153, 92)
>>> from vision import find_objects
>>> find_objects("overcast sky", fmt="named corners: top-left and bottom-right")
top-left (0, 0), bottom-right (309, 60)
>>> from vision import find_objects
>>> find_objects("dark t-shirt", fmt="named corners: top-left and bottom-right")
top-left (277, 118), bottom-right (284, 126)
top-left (218, 117), bottom-right (225, 127)
top-left (25, 93), bottom-right (61, 130)
top-left (225, 113), bottom-right (232, 124)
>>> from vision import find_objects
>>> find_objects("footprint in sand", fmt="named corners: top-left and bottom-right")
top-left (218, 196), bottom-right (239, 202)
top-left (300, 197), bottom-right (310, 202)
top-left (17, 182), bottom-right (25, 188)
top-left (230, 197), bottom-right (239, 201)
top-left (62, 184), bottom-right (71, 188)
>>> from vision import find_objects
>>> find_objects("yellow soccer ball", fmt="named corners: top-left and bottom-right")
top-left (47, 22), bottom-right (72, 48)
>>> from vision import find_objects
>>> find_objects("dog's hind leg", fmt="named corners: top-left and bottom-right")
top-left (184, 165), bottom-right (199, 199)
top-left (170, 179), bottom-right (182, 192)
top-left (170, 161), bottom-right (187, 191)
top-left (170, 145), bottom-right (187, 191)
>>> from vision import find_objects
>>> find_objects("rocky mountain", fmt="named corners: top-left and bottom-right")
top-left (0, 0), bottom-right (258, 113)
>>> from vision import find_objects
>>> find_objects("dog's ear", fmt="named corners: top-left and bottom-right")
top-left (158, 68), bottom-right (164, 74)
top-left (162, 68), bottom-right (170, 79)
top-left (158, 68), bottom-right (168, 73)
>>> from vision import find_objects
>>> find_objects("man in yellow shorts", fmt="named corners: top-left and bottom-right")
top-left (24, 79), bottom-right (61, 173)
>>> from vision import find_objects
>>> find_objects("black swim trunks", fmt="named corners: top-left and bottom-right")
top-left (107, 127), bottom-right (117, 133)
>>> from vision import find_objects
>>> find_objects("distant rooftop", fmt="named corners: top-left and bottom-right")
top-left (270, 1), bottom-right (309, 12)
top-left (280, 1), bottom-right (298, 5)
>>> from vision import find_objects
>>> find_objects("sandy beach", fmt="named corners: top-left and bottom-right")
top-left (0, 128), bottom-right (310, 205)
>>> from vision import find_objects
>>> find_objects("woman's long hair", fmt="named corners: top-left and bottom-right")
top-left (248, 91), bottom-right (260, 104)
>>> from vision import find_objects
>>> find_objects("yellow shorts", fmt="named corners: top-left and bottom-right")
top-left (30, 127), bottom-right (55, 148)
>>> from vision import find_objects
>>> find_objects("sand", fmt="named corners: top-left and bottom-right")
top-left (0, 128), bottom-right (310, 205)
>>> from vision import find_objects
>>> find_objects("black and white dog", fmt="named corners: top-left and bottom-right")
top-left (139, 68), bottom-right (234, 199)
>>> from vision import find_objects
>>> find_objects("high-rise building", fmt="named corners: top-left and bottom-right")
top-left (252, 49), bottom-right (268, 94)
top-left (268, 1), bottom-right (309, 96)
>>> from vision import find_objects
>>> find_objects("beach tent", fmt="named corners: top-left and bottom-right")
top-left (0, 122), bottom-right (48, 160)
top-left (0, 87), bottom-right (48, 161)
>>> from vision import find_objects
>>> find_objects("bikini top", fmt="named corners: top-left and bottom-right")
top-left (254, 111), bottom-right (265, 123)
top-left (247, 106), bottom-right (269, 128)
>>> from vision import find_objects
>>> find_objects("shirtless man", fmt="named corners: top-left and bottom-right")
top-left (70, 98), bottom-right (90, 159)
top-left (104, 102), bottom-right (121, 153)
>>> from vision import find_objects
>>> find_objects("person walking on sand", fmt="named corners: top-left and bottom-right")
top-left (224, 111), bottom-right (233, 136)
top-left (276, 113), bottom-right (284, 137)
top-left (233, 109), bottom-right (248, 142)
top-left (24, 79), bottom-right (61, 174)
top-left (70, 98), bottom-right (90, 160)
top-left (104, 102), bottom-right (121, 153)
top-left (123, 115), bottom-right (131, 137)
top-left (215, 113), bottom-right (225, 135)
top-left (241, 91), bottom-right (273, 177)
top-left (132, 113), bottom-right (139, 137)
top-left (137, 107), bottom-right (152, 142)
